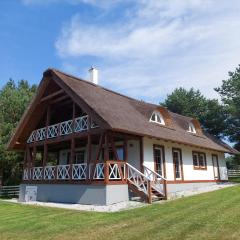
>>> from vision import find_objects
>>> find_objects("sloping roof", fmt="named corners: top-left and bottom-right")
top-left (8, 68), bottom-right (238, 154)
top-left (51, 69), bottom-right (237, 154)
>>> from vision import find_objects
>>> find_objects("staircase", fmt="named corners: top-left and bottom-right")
top-left (126, 163), bottom-right (167, 203)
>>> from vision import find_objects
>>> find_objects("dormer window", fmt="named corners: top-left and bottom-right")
top-left (150, 111), bottom-right (165, 125)
top-left (188, 122), bottom-right (196, 134)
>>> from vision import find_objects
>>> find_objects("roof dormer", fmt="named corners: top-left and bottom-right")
top-left (150, 111), bottom-right (165, 125)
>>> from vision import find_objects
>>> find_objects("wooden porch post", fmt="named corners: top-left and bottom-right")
top-left (104, 132), bottom-right (109, 184)
top-left (140, 137), bottom-right (144, 173)
top-left (26, 146), bottom-right (32, 179)
top-left (32, 145), bottom-right (37, 168)
top-left (70, 102), bottom-right (76, 180)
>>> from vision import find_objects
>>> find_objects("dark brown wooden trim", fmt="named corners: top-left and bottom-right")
top-left (167, 179), bottom-right (227, 184)
top-left (172, 148), bottom-right (184, 181)
top-left (192, 151), bottom-right (207, 170)
top-left (50, 95), bottom-right (69, 104)
top-left (153, 144), bottom-right (166, 178)
top-left (124, 137), bottom-right (128, 163)
top-left (40, 89), bottom-right (64, 102)
top-left (22, 179), bottom-right (127, 185)
top-left (212, 154), bottom-right (220, 180)
top-left (140, 137), bottom-right (144, 173)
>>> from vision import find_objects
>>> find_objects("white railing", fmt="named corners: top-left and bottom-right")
top-left (72, 163), bottom-right (87, 180)
top-left (93, 163), bottom-right (105, 179)
top-left (27, 115), bottom-right (100, 143)
top-left (126, 163), bottom-right (149, 195)
top-left (75, 116), bottom-right (88, 132)
top-left (47, 124), bottom-right (59, 138)
top-left (60, 120), bottom-right (73, 136)
top-left (35, 128), bottom-right (46, 141)
top-left (44, 166), bottom-right (56, 180)
top-left (108, 163), bottom-right (122, 180)
top-left (143, 165), bottom-right (166, 196)
top-left (32, 167), bottom-right (43, 180)
top-left (57, 164), bottom-right (70, 180)
top-left (23, 168), bottom-right (29, 180)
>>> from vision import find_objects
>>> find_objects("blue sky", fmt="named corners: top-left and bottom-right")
top-left (1, 0), bottom-right (240, 104)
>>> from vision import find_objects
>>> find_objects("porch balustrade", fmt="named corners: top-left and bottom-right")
top-left (23, 161), bottom-right (127, 182)
top-left (27, 115), bottom-right (98, 143)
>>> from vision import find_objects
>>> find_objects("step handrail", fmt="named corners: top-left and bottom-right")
top-left (126, 163), bottom-right (150, 180)
top-left (143, 164), bottom-right (167, 180)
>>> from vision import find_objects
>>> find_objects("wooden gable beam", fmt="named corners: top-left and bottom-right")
top-left (50, 95), bottom-right (69, 104)
top-left (40, 89), bottom-right (64, 102)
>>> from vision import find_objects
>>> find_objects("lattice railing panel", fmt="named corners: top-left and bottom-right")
top-left (57, 165), bottom-right (70, 180)
top-left (74, 116), bottom-right (88, 132)
top-left (93, 163), bottom-right (105, 179)
top-left (47, 124), bottom-right (59, 138)
top-left (44, 166), bottom-right (56, 180)
top-left (32, 167), bottom-right (43, 180)
top-left (72, 164), bottom-right (87, 180)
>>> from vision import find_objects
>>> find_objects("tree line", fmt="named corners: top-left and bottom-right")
top-left (0, 66), bottom-right (239, 185)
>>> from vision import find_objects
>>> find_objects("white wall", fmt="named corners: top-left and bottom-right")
top-left (143, 137), bottom-right (228, 181)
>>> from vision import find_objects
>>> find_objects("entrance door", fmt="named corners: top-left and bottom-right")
top-left (212, 154), bottom-right (220, 180)
top-left (153, 145), bottom-right (165, 177)
top-left (172, 148), bottom-right (183, 180)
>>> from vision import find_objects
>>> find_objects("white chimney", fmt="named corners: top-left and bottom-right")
top-left (89, 66), bottom-right (98, 84)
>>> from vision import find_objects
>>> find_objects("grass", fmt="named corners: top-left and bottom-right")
top-left (0, 186), bottom-right (240, 240)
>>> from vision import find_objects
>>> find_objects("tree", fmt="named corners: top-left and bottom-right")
top-left (0, 79), bottom-right (37, 185)
top-left (162, 87), bottom-right (227, 138)
top-left (215, 65), bottom-right (240, 154)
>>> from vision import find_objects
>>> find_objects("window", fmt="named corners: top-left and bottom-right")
top-left (192, 151), bottom-right (207, 170)
top-left (75, 150), bottom-right (85, 164)
top-left (150, 111), bottom-right (165, 125)
top-left (188, 122), bottom-right (196, 133)
top-left (172, 148), bottom-right (183, 180)
top-left (154, 145), bottom-right (165, 177)
top-left (109, 146), bottom-right (124, 160)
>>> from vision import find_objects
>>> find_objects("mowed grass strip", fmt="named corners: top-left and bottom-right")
top-left (0, 185), bottom-right (240, 240)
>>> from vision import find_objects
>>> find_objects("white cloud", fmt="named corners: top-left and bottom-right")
top-left (55, 0), bottom-right (240, 103)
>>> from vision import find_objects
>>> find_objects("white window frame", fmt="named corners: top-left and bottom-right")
top-left (188, 122), bottom-right (196, 133)
top-left (150, 111), bottom-right (165, 125)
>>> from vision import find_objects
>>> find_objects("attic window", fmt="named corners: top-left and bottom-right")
top-left (188, 122), bottom-right (196, 134)
top-left (150, 111), bottom-right (165, 125)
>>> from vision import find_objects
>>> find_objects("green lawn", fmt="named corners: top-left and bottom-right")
top-left (0, 186), bottom-right (240, 240)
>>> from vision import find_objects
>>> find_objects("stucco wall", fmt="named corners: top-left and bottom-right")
top-left (19, 183), bottom-right (129, 205)
top-left (142, 137), bottom-right (228, 181)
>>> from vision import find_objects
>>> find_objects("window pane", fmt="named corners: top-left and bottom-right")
top-left (117, 147), bottom-right (124, 160)
top-left (199, 154), bottom-right (205, 167)
top-left (193, 153), bottom-right (198, 167)
top-left (155, 148), bottom-right (162, 176)
top-left (75, 151), bottom-right (85, 164)
top-left (151, 113), bottom-right (155, 121)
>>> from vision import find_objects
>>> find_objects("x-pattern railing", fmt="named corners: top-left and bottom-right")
top-left (32, 167), bottom-right (43, 180)
top-left (60, 120), bottom-right (73, 136)
top-left (72, 164), bottom-right (87, 180)
top-left (75, 116), bottom-right (88, 132)
top-left (143, 165), bottom-right (166, 196)
top-left (108, 163), bottom-right (121, 179)
top-left (126, 163), bottom-right (149, 195)
top-left (44, 166), bottom-right (56, 180)
top-left (27, 115), bottom-right (100, 143)
top-left (23, 169), bottom-right (29, 180)
top-left (35, 128), bottom-right (46, 141)
top-left (93, 163), bottom-right (105, 179)
top-left (47, 124), bottom-right (59, 138)
top-left (57, 165), bottom-right (70, 180)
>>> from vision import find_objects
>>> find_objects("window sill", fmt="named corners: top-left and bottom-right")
top-left (193, 167), bottom-right (207, 171)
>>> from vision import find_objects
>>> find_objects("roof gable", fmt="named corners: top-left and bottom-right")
top-left (8, 68), bottom-right (238, 154)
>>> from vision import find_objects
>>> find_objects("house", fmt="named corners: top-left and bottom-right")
top-left (7, 68), bottom-right (238, 205)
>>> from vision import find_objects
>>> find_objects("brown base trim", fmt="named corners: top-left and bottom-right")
top-left (167, 180), bottom-right (228, 184)
top-left (21, 180), bottom-right (127, 185)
